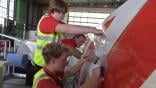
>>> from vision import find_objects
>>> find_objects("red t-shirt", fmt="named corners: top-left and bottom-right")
top-left (39, 13), bottom-right (59, 34)
top-left (0, 43), bottom-right (4, 48)
top-left (61, 39), bottom-right (76, 48)
top-left (37, 67), bottom-right (64, 88)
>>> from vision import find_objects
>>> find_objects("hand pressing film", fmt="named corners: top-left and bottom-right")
top-left (81, 39), bottom-right (95, 61)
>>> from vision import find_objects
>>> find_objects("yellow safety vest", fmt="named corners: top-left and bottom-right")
top-left (32, 68), bottom-right (56, 88)
top-left (33, 15), bottom-right (61, 67)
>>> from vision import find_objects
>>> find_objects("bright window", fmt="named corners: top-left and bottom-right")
top-left (68, 11), bottom-right (110, 40)
top-left (0, 0), bottom-right (14, 25)
top-left (68, 11), bottom-right (110, 29)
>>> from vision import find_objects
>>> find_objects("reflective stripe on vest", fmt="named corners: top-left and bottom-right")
top-left (32, 69), bottom-right (56, 88)
top-left (33, 15), bottom-right (61, 67)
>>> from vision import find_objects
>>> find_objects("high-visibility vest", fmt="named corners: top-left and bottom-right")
top-left (32, 69), bottom-right (56, 88)
top-left (33, 15), bottom-right (61, 67)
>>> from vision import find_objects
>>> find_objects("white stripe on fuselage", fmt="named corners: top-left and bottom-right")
top-left (104, 0), bottom-right (147, 55)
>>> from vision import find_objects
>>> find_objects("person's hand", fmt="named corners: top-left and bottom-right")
top-left (93, 29), bottom-right (105, 36)
top-left (85, 43), bottom-right (95, 62)
top-left (92, 66), bottom-right (101, 80)
top-left (81, 41), bottom-right (95, 61)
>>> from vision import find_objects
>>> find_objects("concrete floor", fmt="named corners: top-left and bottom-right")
top-left (0, 60), bottom-right (31, 88)
top-left (3, 78), bottom-right (31, 88)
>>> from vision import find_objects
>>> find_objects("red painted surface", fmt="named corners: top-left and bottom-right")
top-left (103, 0), bottom-right (156, 88)
top-left (0, 43), bottom-right (4, 48)
top-left (103, 16), bottom-right (115, 31)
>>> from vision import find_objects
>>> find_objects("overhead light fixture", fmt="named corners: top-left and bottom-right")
top-left (104, 5), bottom-right (108, 8)
top-left (90, 3), bottom-right (94, 6)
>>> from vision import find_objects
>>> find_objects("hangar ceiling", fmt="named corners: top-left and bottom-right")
top-left (33, 0), bottom-right (127, 8)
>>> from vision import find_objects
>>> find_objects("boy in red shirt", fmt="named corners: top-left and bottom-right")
top-left (61, 34), bottom-right (86, 59)
top-left (33, 42), bottom-right (101, 88)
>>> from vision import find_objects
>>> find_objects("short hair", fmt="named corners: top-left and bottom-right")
top-left (48, 0), bottom-right (68, 14)
top-left (72, 34), bottom-right (86, 39)
top-left (42, 42), bottom-right (70, 64)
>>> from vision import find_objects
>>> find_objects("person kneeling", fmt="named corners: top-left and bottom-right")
top-left (32, 42), bottom-right (101, 88)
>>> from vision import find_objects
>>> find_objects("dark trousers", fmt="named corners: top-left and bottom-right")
top-left (25, 62), bottom-right (42, 86)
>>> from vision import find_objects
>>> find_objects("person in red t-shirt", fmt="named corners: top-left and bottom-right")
top-left (33, 42), bottom-right (101, 88)
top-left (34, 0), bottom-right (104, 68)
top-left (61, 34), bottom-right (86, 48)
top-left (29, 0), bottom-right (104, 86)
top-left (61, 35), bottom-right (93, 88)
top-left (61, 34), bottom-right (86, 59)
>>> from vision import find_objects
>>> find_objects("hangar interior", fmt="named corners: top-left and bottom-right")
top-left (0, 0), bottom-right (126, 88)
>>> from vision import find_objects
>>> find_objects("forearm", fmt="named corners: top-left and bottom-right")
top-left (73, 25), bottom-right (96, 31)
top-left (68, 25), bottom-right (97, 34)
top-left (63, 59), bottom-right (85, 79)
top-left (80, 77), bottom-right (99, 88)
top-left (70, 48), bottom-right (82, 59)
top-left (55, 24), bottom-right (97, 34)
